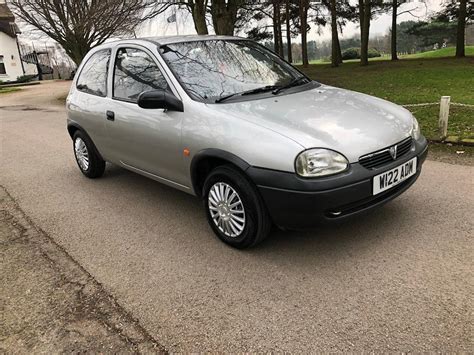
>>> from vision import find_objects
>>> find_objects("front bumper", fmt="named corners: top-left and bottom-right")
top-left (247, 137), bottom-right (428, 230)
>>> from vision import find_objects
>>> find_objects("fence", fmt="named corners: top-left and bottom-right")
top-left (403, 98), bottom-right (474, 144)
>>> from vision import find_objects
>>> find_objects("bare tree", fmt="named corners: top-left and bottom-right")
top-left (10, 0), bottom-right (167, 65)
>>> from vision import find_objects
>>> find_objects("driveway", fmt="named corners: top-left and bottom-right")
top-left (1, 81), bottom-right (472, 352)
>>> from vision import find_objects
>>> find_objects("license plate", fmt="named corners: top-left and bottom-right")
top-left (373, 157), bottom-right (417, 195)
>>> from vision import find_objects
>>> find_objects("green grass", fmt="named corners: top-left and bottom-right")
top-left (309, 46), bottom-right (474, 64)
top-left (400, 46), bottom-right (474, 59)
top-left (0, 87), bottom-right (21, 94)
top-left (300, 57), bottom-right (474, 140)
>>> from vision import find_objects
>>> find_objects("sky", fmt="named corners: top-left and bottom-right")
top-left (138, 0), bottom-right (446, 42)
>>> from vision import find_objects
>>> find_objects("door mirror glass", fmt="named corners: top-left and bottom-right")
top-left (137, 89), bottom-right (184, 112)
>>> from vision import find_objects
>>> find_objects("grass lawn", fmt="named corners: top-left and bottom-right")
top-left (300, 56), bottom-right (474, 140)
top-left (399, 46), bottom-right (474, 59)
top-left (308, 46), bottom-right (474, 64)
top-left (0, 87), bottom-right (21, 94)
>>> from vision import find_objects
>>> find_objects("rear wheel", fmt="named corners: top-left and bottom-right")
top-left (202, 165), bottom-right (272, 248)
top-left (73, 131), bottom-right (105, 178)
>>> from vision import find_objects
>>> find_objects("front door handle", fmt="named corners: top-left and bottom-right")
top-left (106, 110), bottom-right (115, 121)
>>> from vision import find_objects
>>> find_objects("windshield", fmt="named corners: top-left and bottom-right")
top-left (160, 40), bottom-right (310, 102)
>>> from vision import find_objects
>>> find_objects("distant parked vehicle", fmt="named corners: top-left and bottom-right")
top-left (66, 36), bottom-right (428, 248)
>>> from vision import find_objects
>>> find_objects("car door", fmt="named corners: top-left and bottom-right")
top-left (105, 45), bottom-right (187, 188)
top-left (68, 49), bottom-right (111, 159)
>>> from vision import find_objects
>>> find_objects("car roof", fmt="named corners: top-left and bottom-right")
top-left (88, 35), bottom-right (250, 56)
top-left (143, 35), bottom-right (246, 45)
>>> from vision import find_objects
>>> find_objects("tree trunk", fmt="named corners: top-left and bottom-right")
top-left (391, 0), bottom-right (398, 60)
top-left (273, 1), bottom-right (280, 54)
top-left (336, 30), bottom-right (342, 64)
top-left (359, 0), bottom-right (370, 66)
top-left (211, 0), bottom-right (240, 35)
top-left (191, 0), bottom-right (208, 35)
top-left (300, 0), bottom-right (309, 67)
top-left (286, 0), bottom-right (292, 62)
top-left (330, 0), bottom-right (339, 67)
top-left (456, 0), bottom-right (467, 58)
top-left (277, 6), bottom-right (284, 57)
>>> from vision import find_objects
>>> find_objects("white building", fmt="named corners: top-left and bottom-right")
top-left (0, 0), bottom-right (36, 82)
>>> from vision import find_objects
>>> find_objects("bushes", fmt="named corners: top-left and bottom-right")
top-left (342, 48), bottom-right (359, 60)
top-left (16, 75), bottom-right (36, 83)
top-left (368, 48), bottom-right (382, 58)
top-left (342, 47), bottom-right (382, 60)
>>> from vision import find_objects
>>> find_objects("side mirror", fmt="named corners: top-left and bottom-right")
top-left (137, 89), bottom-right (184, 112)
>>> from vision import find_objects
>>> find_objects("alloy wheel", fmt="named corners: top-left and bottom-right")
top-left (74, 137), bottom-right (89, 171)
top-left (208, 182), bottom-right (246, 238)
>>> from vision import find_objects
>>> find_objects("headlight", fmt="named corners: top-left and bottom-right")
top-left (295, 149), bottom-right (348, 177)
top-left (411, 116), bottom-right (421, 140)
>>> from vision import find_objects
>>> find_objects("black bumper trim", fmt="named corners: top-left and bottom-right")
top-left (247, 138), bottom-right (428, 230)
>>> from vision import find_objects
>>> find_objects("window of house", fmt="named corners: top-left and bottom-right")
top-left (0, 56), bottom-right (6, 75)
top-left (113, 48), bottom-right (167, 103)
top-left (76, 49), bottom-right (110, 97)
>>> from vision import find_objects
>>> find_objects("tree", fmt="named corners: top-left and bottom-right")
top-left (210, 0), bottom-right (243, 35)
top-left (329, 0), bottom-right (341, 66)
top-left (389, 0), bottom-right (425, 61)
top-left (285, 0), bottom-right (293, 62)
top-left (407, 20), bottom-right (457, 49)
top-left (395, 21), bottom-right (421, 54)
top-left (272, 0), bottom-right (284, 57)
top-left (435, 0), bottom-right (473, 57)
top-left (186, 0), bottom-right (209, 35)
top-left (299, 0), bottom-right (310, 67)
top-left (10, 0), bottom-right (165, 65)
top-left (456, 0), bottom-right (467, 57)
top-left (391, 0), bottom-right (399, 60)
top-left (358, 0), bottom-right (371, 66)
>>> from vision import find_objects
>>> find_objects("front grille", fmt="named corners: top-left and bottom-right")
top-left (359, 137), bottom-right (413, 169)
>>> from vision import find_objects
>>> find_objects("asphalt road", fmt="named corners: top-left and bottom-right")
top-left (1, 82), bottom-right (473, 352)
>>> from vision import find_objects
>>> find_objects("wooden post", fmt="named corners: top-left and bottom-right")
top-left (439, 96), bottom-right (451, 139)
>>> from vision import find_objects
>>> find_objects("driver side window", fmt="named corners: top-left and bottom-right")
top-left (113, 47), bottom-right (167, 103)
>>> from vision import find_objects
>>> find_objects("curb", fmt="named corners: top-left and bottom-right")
top-left (428, 137), bottom-right (474, 147)
top-left (0, 81), bottom-right (41, 88)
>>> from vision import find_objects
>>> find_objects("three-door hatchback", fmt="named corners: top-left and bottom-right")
top-left (67, 35), bottom-right (428, 248)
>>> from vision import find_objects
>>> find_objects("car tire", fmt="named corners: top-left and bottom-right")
top-left (202, 165), bottom-right (272, 248)
top-left (72, 130), bottom-right (105, 178)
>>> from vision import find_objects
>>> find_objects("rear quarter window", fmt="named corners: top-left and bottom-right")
top-left (76, 49), bottom-right (110, 97)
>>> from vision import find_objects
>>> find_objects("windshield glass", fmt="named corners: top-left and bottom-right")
top-left (160, 40), bottom-right (309, 102)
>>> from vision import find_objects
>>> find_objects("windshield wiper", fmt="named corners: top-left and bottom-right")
top-left (215, 85), bottom-right (278, 103)
top-left (272, 76), bottom-right (310, 95)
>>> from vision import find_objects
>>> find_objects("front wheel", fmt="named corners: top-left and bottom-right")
top-left (202, 165), bottom-right (272, 248)
top-left (72, 131), bottom-right (105, 178)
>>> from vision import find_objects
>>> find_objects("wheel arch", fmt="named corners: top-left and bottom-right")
top-left (190, 149), bottom-right (252, 198)
top-left (67, 122), bottom-right (105, 161)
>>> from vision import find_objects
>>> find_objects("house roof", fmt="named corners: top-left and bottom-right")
top-left (0, 3), bottom-right (15, 21)
top-left (0, 3), bottom-right (19, 37)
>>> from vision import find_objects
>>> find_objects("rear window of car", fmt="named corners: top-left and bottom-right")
top-left (76, 49), bottom-right (110, 97)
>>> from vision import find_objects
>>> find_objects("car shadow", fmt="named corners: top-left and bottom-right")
top-left (99, 163), bottom-right (413, 263)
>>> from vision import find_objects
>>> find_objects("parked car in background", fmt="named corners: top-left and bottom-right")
top-left (66, 36), bottom-right (428, 248)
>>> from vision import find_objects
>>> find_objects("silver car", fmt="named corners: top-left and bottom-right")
top-left (66, 35), bottom-right (428, 248)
